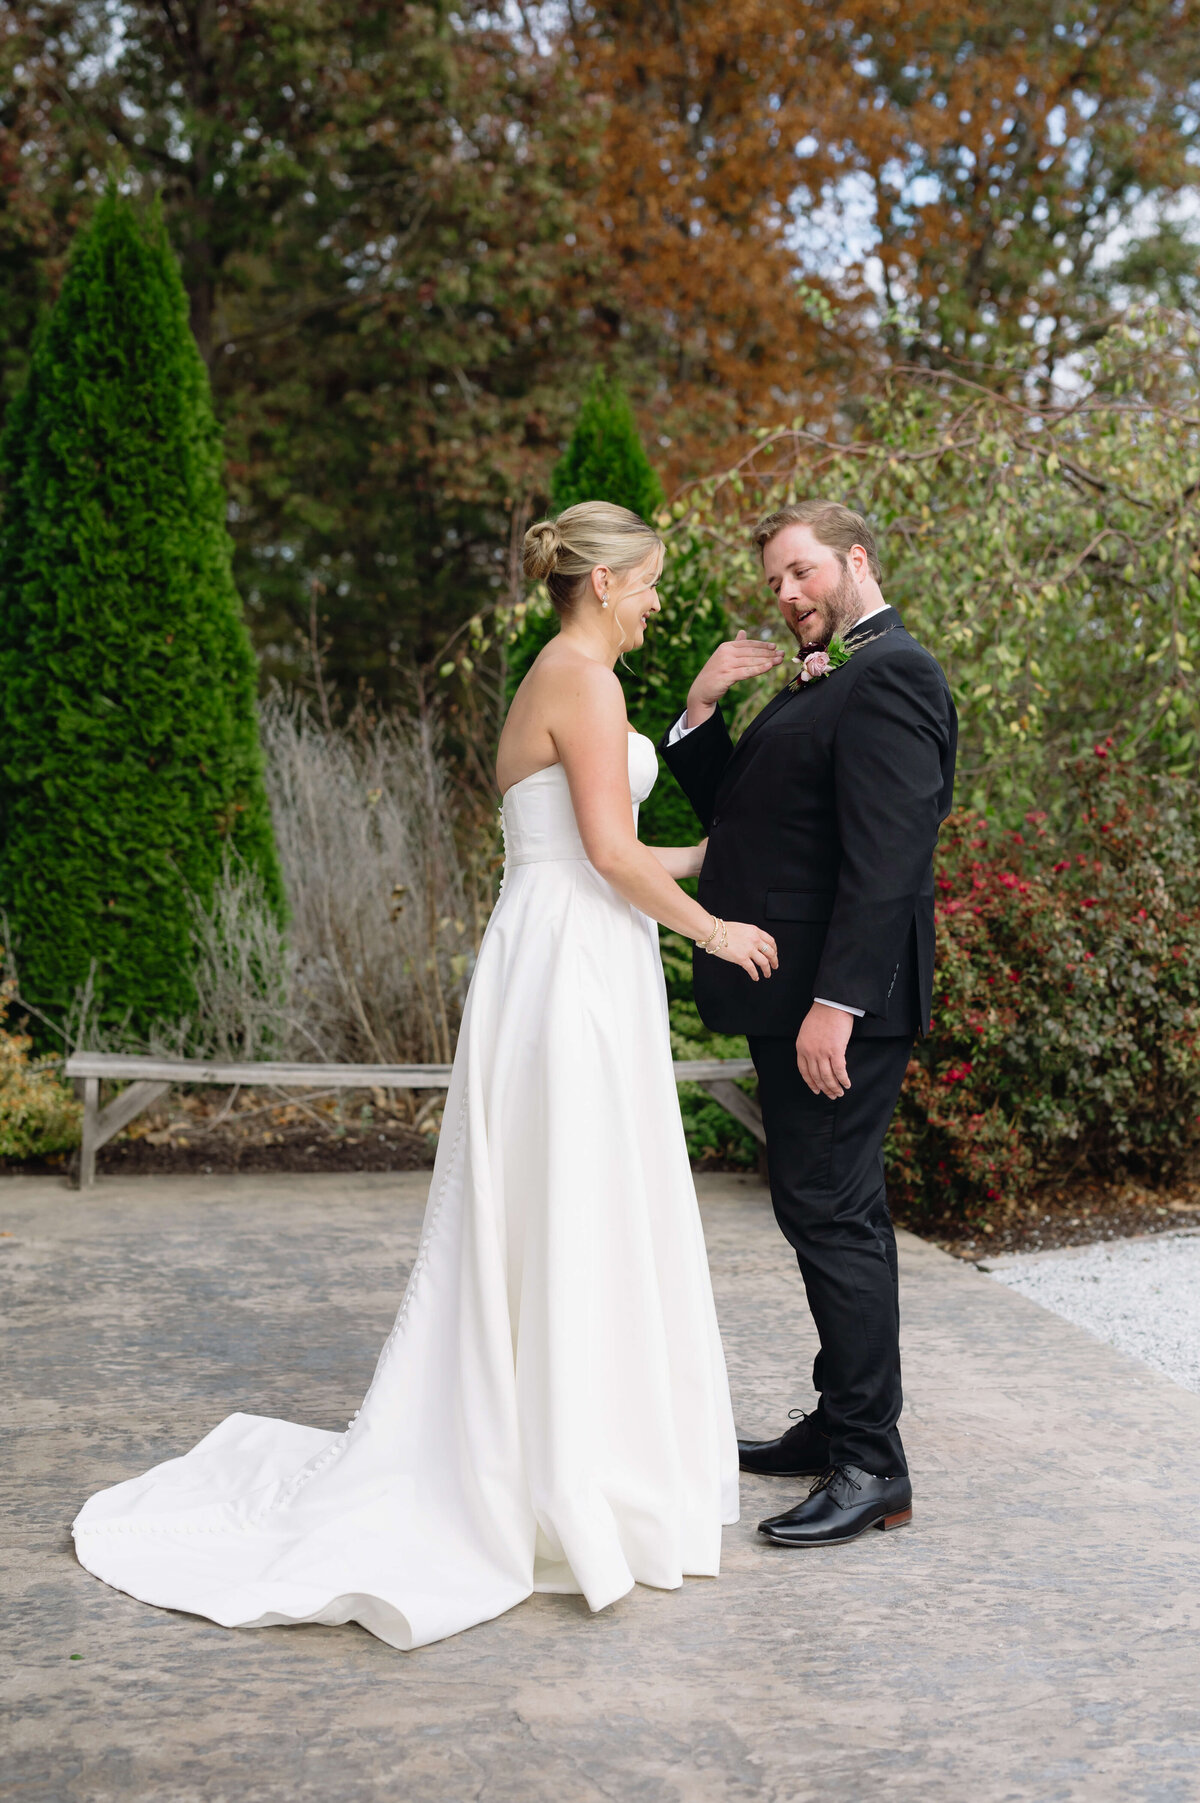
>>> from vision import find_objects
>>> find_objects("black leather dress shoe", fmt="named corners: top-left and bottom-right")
top-left (758, 1465), bottom-right (912, 1546)
top-left (738, 1409), bottom-right (831, 1477)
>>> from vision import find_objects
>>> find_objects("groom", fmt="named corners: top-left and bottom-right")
top-left (660, 500), bottom-right (957, 1547)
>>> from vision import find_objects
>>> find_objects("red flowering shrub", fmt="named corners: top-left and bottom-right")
top-left (887, 746), bottom-right (1200, 1218)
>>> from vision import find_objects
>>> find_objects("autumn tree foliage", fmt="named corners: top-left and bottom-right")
top-left (561, 0), bottom-right (1200, 456)
top-left (842, 0), bottom-right (1200, 375)
top-left (548, 2), bottom-right (864, 480)
top-left (2, 0), bottom-right (1199, 704)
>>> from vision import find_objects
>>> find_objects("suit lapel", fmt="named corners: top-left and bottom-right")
top-left (722, 606), bottom-right (904, 774)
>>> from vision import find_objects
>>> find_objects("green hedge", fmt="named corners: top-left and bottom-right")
top-left (0, 190), bottom-right (282, 1042)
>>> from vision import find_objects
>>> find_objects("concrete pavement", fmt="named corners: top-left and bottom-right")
top-left (3, 1170), bottom-right (1199, 1802)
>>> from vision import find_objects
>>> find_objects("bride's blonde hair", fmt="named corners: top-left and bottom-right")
top-left (523, 501), bottom-right (662, 617)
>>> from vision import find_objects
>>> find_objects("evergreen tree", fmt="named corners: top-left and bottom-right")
top-left (0, 189), bottom-right (283, 1041)
top-left (508, 370), bottom-right (728, 844)
top-left (550, 368), bottom-right (666, 523)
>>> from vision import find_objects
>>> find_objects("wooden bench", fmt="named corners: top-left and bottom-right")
top-left (64, 1052), bottom-right (764, 1188)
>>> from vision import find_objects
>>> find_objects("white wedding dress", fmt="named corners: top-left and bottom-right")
top-left (73, 733), bottom-right (739, 1650)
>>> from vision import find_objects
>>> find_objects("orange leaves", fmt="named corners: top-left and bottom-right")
top-left (561, 1), bottom-right (867, 476)
top-left (566, 0), bottom-right (1200, 482)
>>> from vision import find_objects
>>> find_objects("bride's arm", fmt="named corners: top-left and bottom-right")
top-left (648, 842), bottom-right (706, 880)
top-left (553, 666), bottom-right (775, 980)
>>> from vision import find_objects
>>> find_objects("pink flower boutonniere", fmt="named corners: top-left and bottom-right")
top-left (790, 633), bottom-right (853, 688)
top-left (788, 623), bottom-right (896, 691)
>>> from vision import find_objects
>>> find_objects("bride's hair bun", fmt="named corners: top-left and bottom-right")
top-left (521, 501), bottom-right (662, 617)
top-left (523, 519), bottom-right (562, 582)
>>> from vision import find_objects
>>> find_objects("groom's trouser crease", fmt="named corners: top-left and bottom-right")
top-left (748, 1034), bottom-right (913, 1478)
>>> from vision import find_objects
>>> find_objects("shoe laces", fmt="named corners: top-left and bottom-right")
top-left (787, 1407), bottom-right (830, 1435)
top-left (808, 1463), bottom-right (862, 1500)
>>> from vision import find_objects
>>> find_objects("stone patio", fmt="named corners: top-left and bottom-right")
top-left (3, 1169), bottom-right (1199, 1802)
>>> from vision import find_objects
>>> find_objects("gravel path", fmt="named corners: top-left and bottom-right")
top-left (987, 1229), bottom-right (1200, 1395)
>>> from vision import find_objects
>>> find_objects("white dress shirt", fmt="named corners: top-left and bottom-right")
top-left (668, 604), bottom-right (894, 1019)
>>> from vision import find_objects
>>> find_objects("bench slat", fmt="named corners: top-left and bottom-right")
top-left (65, 1055), bottom-right (455, 1088)
top-left (673, 1059), bottom-right (755, 1082)
top-left (65, 1052), bottom-right (762, 1185)
top-left (65, 1053), bottom-right (757, 1086)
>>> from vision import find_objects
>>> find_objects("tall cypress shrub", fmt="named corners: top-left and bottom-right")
top-left (508, 370), bottom-right (729, 844)
top-left (0, 190), bottom-right (283, 1040)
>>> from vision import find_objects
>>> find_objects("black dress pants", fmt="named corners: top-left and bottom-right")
top-left (747, 1033), bottom-right (914, 1478)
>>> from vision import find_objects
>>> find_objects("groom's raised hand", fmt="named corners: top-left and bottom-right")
top-left (685, 630), bottom-right (785, 729)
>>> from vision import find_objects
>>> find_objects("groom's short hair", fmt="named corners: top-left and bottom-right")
top-left (753, 501), bottom-right (881, 583)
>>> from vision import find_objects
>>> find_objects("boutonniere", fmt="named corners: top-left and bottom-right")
top-left (789, 634), bottom-right (853, 688)
top-left (788, 623), bottom-right (896, 690)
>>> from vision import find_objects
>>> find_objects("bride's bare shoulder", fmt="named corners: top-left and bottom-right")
top-left (498, 645), bottom-right (626, 788)
top-left (522, 643), bottom-right (624, 715)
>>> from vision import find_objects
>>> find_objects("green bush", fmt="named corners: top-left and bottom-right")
top-left (0, 964), bottom-right (80, 1160)
top-left (888, 744), bottom-right (1200, 1217)
top-left (667, 980), bottom-right (760, 1170)
top-left (506, 369), bottom-right (730, 846)
top-left (0, 189), bottom-right (283, 1043)
top-left (670, 312), bottom-right (1200, 814)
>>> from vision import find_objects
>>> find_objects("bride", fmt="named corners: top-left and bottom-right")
top-left (73, 501), bottom-right (780, 1650)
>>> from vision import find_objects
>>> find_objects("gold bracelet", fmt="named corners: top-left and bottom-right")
top-left (696, 915), bottom-right (726, 953)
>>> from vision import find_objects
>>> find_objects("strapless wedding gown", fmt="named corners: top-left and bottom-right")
top-left (73, 733), bottom-right (739, 1650)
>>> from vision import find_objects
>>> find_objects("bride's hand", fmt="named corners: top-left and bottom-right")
top-left (710, 920), bottom-right (778, 981)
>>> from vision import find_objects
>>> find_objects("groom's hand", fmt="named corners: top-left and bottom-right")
top-left (686, 630), bottom-right (784, 729)
top-left (796, 1003), bottom-right (854, 1100)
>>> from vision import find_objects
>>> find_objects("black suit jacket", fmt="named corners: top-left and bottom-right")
top-left (658, 608), bottom-right (957, 1039)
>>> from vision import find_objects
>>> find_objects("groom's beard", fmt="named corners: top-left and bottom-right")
top-left (787, 561), bottom-right (864, 653)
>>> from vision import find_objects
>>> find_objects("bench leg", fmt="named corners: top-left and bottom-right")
top-left (79, 1078), bottom-right (100, 1190)
top-left (76, 1079), bottom-right (171, 1191)
top-left (697, 1078), bottom-right (767, 1145)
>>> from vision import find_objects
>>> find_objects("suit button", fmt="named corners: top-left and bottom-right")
top-left (711, 813), bottom-right (720, 827)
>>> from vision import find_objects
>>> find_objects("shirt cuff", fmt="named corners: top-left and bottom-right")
top-left (667, 711), bottom-right (696, 745)
top-left (814, 997), bottom-right (866, 1018)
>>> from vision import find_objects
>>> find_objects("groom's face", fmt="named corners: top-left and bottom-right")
top-left (762, 524), bottom-right (861, 652)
